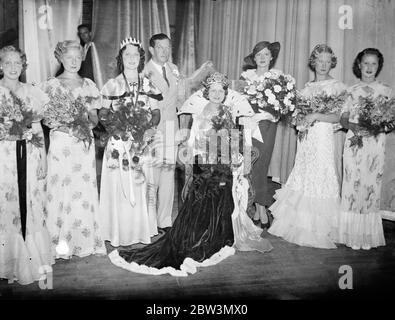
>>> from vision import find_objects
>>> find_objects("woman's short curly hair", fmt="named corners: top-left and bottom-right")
top-left (54, 40), bottom-right (83, 63)
top-left (352, 48), bottom-right (384, 79)
top-left (0, 46), bottom-right (28, 76)
top-left (116, 44), bottom-right (145, 74)
top-left (308, 44), bottom-right (337, 72)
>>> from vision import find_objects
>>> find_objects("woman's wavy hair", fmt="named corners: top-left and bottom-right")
top-left (54, 40), bottom-right (83, 64)
top-left (116, 44), bottom-right (145, 75)
top-left (352, 48), bottom-right (384, 79)
top-left (308, 44), bottom-right (337, 72)
top-left (0, 45), bottom-right (28, 76)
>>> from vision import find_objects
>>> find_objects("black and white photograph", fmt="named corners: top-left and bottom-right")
top-left (1, 0), bottom-right (395, 310)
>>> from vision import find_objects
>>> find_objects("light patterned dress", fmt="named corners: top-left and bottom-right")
top-left (268, 79), bottom-right (346, 249)
top-left (41, 78), bottom-right (105, 259)
top-left (337, 81), bottom-right (392, 250)
top-left (99, 74), bottom-right (161, 246)
top-left (0, 84), bottom-right (54, 285)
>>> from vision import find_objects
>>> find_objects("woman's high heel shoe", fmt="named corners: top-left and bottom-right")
top-left (260, 207), bottom-right (271, 229)
top-left (252, 203), bottom-right (261, 226)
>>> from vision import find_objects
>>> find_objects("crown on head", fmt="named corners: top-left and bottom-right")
top-left (203, 72), bottom-right (230, 88)
top-left (120, 37), bottom-right (142, 50)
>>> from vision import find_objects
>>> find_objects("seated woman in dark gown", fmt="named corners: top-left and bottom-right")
top-left (108, 72), bottom-right (273, 276)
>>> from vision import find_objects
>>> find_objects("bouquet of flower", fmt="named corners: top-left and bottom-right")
top-left (43, 86), bottom-right (94, 146)
top-left (0, 90), bottom-right (43, 147)
top-left (201, 104), bottom-right (242, 167)
top-left (292, 90), bottom-right (348, 141)
top-left (243, 72), bottom-right (296, 120)
top-left (349, 95), bottom-right (395, 148)
top-left (99, 97), bottom-right (155, 160)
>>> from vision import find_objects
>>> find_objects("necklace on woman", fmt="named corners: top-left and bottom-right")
top-left (122, 72), bottom-right (140, 106)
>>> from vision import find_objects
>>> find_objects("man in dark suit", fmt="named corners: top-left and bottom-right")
top-left (77, 24), bottom-right (95, 81)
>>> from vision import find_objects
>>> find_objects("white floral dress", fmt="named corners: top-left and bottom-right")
top-left (0, 84), bottom-right (54, 285)
top-left (41, 78), bottom-right (105, 259)
top-left (99, 74), bottom-right (160, 246)
top-left (268, 79), bottom-right (346, 249)
top-left (337, 81), bottom-right (392, 250)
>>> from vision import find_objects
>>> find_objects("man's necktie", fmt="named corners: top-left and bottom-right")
top-left (162, 65), bottom-right (170, 87)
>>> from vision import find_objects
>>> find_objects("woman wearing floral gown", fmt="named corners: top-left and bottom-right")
top-left (240, 41), bottom-right (283, 228)
top-left (98, 37), bottom-right (162, 247)
top-left (41, 41), bottom-right (105, 259)
top-left (338, 48), bottom-right (392, 250)
top-left (0, 46), bottom-right (54, 285)
top-left (108, 72), bottom-right (272, 277)
top-left (268, 44), bottom-right (346, 249)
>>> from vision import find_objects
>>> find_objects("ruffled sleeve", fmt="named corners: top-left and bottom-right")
top-left (100, 78), bottom-right (122, 109)
top-left (26, 84), bottom-right (50, 121)
top-left (341, 86), bottom-right (354, 115)
top-left (82, 78), bottom-right (101, 111)
top-left (342, 83), bottom-right (364, 118)
top-left (39, 78), bottom-right (55, 95)
top-left (330, 80), bottom-right (349, 116)
top-left (378, 82), bottom-right (393, 98)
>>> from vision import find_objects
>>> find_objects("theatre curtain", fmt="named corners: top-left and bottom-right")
top-left (19, 0), bottom-right (82, 83)
top-left (91, 0), bottom-right (170, 83)
top-left (197, 0), bottom-right (395, 213)
top-left (175, 0), bottom-right (199, 77)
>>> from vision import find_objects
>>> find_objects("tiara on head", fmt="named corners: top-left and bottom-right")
top-left (202, 72), bottom-right (230, 88)
top-left (120, 37), bottom-right (142, 50)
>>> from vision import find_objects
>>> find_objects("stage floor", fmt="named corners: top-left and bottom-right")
top-left (1, 159), bottom-right (395, 300)
top-left (1, 220), bottom-right (394, 300)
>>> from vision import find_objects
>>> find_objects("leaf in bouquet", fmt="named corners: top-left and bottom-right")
top-left (6, 91), bottom-right (37, 139)
top-left (355, 95), bottom-right (395, 135)
top-left (349, 134), bottom-right (363, 148)
top-left (69, 97), bottom-right (93, 147)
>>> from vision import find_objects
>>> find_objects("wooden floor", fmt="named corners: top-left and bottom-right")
top-left (1, 174), bottom-right (395, 301)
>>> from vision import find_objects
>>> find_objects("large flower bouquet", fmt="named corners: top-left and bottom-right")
top-left (100, 75), bottom-right (162, 170)
top-left (99, 97), bottom-right (156, 176)
top-left (43, 86), bottom-right (95, 146)
top-left (349, 95), bottom-right (395, 148)
top-left (0, 90), bottom-right (42, 146)
top-left (243, 71), bottom-right (296, 120)
top-left (99, 98), bottom-right (154, 151)
top-left (292, 90), bottom-right (348, 141)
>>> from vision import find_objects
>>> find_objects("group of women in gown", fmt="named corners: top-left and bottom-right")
top-left (1, 41), bottom-right (108, 285)
top-left (0, 37), bottom-right (166, 285)
top-left (0, 34), bottom-right (393, 285)
top-left (267, 45), bottom-right (393, 251)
